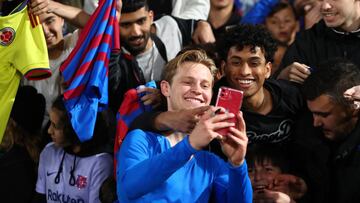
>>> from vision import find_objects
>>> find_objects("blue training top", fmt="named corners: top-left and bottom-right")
top-left (116, 129), bottom-right (252, 202)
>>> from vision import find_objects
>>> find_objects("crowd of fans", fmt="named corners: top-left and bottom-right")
top-left (1, 0), bottom-right (360, 202)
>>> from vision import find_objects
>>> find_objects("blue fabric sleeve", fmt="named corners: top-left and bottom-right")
top-left (213, 160), bottom-right (253, 203)
top-left (117, 130), bottom-right (197, 200)
top-left (228, 161), bottom-right (253, 203)
top-left (241, 0), bottom-right (279, 24)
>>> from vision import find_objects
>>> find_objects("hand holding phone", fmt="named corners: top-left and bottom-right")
top-left (215, 86), bottom-right (243, 136)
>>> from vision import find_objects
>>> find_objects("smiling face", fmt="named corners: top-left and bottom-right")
top-left (224, 46), bottom-right (271, 100)
top-left (119, 7), bottom-right (153, 55)
top-left (265, 7), bottom-right (299, 45)
top-left (307, 94), bottom-right (357, 141)
top-left (161, 62), bottom-right (213, 111)
top-left (320, 0), bottom-right (360, 31)
top-left (39, 12), bottom-right (64, 50)
top-left (248, 159), bottom-right (282, 191)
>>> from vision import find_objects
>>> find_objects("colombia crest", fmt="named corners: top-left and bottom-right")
top-left (0, 27), bottom-right (16, 46)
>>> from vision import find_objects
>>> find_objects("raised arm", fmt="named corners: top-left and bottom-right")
top-left (130, 105), bottom-right (210, 133)
top-left (29, 0), bottom-right (90, 28)
top-left (225, 112), bottom-right (252, 203)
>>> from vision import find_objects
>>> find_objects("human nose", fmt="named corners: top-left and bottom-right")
top-left (278, 21), bottom-right (286, 29)
top-left (320, 0), bottom-right (332, 10)
top-left (48, 123), bottom-right (54, 135)
top-left (238, 63), bottom-right (252, 76)
top-left (254, 171), bottom-right (264, 182)
top-left (190, 83), bottom-right (202, 94)
top-left (313, 115), bottom-right (323, 127)
top-left (129, 23), bottom-right (142, 36)
top-left (42, 23), bottom-right (49, 35)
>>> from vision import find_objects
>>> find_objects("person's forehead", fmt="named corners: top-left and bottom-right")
top-left (175, 62), bottom-right (213, 81)
top-left (39, 12), bottom-right (60, 23)
top-left (272, 7), bottom-right (295, 17)
top-left (307, 94), bottom-right (338, 111)
top-left (228, 45), bottom-right (265, 59)
top-left (120, 7), bottom-right (149, 23)
top-left (253, 159), bottom-right (281, 169)
top-left (49, 108), bottom-right (61, 121)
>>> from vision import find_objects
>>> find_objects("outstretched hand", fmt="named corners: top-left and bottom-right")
top-left (344, 85), bottom-right (360, 110)
top-left (277, 62), bottom-right (311, 84)
top-left (154, 106), bottom-right (211, 133)
top-left (138, 87), bottom-right (163, 109)
top-left (272, 174), bottom-right (307, 200)
top-left (192, 20), bottom-right (215, 44)
top-left (254, 189), bottom-right (295, 203)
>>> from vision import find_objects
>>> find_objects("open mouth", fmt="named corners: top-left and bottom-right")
top-left (322, 12), bottom-right (337, 22)
top-left (253, 185), bottom-right (267, 192)
top-left (46, 35), bottom-right (54, 43)
top-left (129, 36), bottom-right (145, 46)
top-left (185, 97), bottom-right (204, 104)
top-left (236, 79), bottom-right (254, 89)
top-left (279, 31), bottom-right (289, 37)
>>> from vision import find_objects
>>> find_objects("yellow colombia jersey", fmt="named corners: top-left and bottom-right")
top-left (0, 6), bottom-right (51, 143)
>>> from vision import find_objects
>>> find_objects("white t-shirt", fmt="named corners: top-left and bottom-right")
top-left (36, 142), bottom-right (113, 203)
top-left (23, 30), bottom-right (79, 121)
top-left (132, 16), bottom-right (183, 82)
top-left (83, 0), bottom-right (98, 14)
top-left (171, 0), bottom-right (210, 20)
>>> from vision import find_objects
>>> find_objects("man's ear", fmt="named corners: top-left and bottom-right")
top-left (216, 60), bottom-right (227, 80)
top-left (149, 10), bottom-right (154, 23)
top-left (160, 80), bottom-right (170, 97)
top-left (265, 62), bottom-right (272, 79)
top-left (149, 10), bottom-right (156, 33)
top-left (220, 60), bottom-right (226, 75)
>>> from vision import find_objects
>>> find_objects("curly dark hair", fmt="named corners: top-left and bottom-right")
top-left (217, 24), bottom-right (278, 63)
top-left (303, 58), bottom-right (360, 107)
top-left (122, 0), bottom-right (149, 13)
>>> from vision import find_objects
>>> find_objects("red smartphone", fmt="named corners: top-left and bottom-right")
top-left (215, 86), bottom-right (243, 136)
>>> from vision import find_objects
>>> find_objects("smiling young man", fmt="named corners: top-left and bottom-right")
top-left (106, 0), bottom-right (215, 113)
top-left (24, 0), bottom-right (89, 122)
top-left (116, 50), bottom-right (252, 203)
top-left (298, 58), bottom-right (360, 202)
top-left (214, 24), bottom-right (304, 145)
top-left (141, 24), bottom-right (304, 146)
top-left (276, 0), bottom-right (360, 84)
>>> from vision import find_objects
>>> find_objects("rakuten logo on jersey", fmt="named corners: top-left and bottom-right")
top-left (48, 189), bottom-right (85, 203)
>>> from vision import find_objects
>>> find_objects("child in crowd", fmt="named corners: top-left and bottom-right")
top-left (34, 96), bottom-right (114, 203)
top-left (264, 2), bottom-right (299, 74)
top-left (247, 144), bottom-right (307, 203)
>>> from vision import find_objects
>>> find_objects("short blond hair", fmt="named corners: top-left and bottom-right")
top-left (161, 49), bottom-right (218, 84)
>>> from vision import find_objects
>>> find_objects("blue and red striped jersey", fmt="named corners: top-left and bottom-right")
top-left (60, 0), bottom-right (120, 142)
top-left (114, 81), bottom-right (157, 174)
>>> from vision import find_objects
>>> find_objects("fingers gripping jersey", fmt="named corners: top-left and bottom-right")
top-left (0, 6), bottom-right (51, 143)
